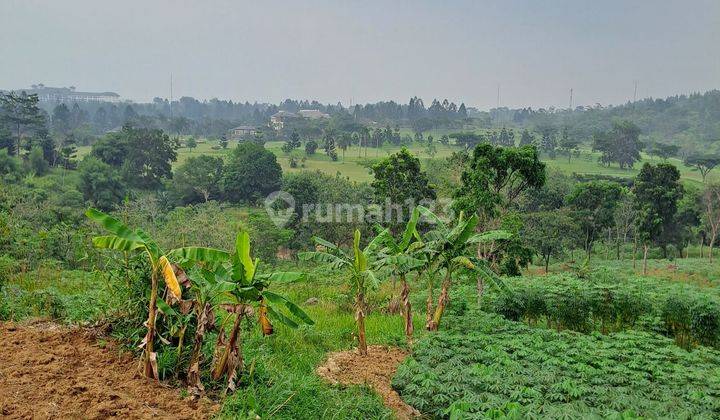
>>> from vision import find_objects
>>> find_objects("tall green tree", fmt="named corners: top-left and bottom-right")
top-left (172, 155), bottom-right (224, 204)
top-left (684, 154), bottom-right (720, 183)
top-left (0, 91), bottom-right (45, 156)
top-left (523, 211), bottom-right (578, 272)
top-left (558, 126), bottom-right (580, 163)
top-left (519, 129), bottom-right (534, 146)
top-left (593, 121), bottom-right (643, 169)
top-left (567, 181), bottom-right (624, 258)
top-left (648, 142), bottom-right (679, 161)
top-left (453, 143), bottom-right (545, 224)
top-left (371, 148), bottom-right (436, 226)
top-left (633, 163), bottom-right (684, 272)
top-left (305, 139), bottom-right (318, 155)
top-left (52, 103), bottom-right (72, 134)
top-left (222, 142), bottom-right (282, 203)
top-left (77, 156), bottom-right (126, 210)
top-left (121, 127), bottom-right (179, 189)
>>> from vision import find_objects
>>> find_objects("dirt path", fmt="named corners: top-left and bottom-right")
top-left (0, 321), bottom-right (216, 419)
top-left (316, 345), bottom-right (420, 419)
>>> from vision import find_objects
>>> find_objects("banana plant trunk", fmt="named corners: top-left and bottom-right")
top-left (428, 270), bottom-right (451, 331)
top-left (212, 306), bottom-right (246, 394)
top-left (400, 274), bottom-right (413, 344)
top-left (425, 275), bottom-right (434, 331)
top-left (187, 302), bottom-right (211, 394)
top-left (142, 268), bottom-right (160, 380)
top-left (355, 292), bottom-right (368, 356)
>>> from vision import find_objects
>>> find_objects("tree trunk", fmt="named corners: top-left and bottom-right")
top-left (355, 292), bottom-right (367, 356)
top-left (545, 255), bottom-right (550, 274)
top-left (16, 123), bottom-right (21, 157)
top-left (642, 245), bottom-right (649, 276)
top-left (633, 236), bottom-right (638, 269)
top-left (400, 275), bottom-right (413, 344)
top-left (700, 237), bottom-right (704, 258)
top-left (429, 272), bottom-right (452, 332)
top-left (605, 229), bottom-right (611, 260)
top-left (142, 269), bottom-right (160, 380)
top-left (710, 237), bottom-right (716, 262)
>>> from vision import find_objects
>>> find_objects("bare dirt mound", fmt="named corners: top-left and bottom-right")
top-left (0, 321), bottom-right (216, 419)
top-left (317, 345), bottom-right (420, 419)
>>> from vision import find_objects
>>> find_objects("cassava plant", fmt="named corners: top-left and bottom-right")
top-left (86, 208), bottom-right (227, 380)
top-left (299, 229), bottom-right (386, 356)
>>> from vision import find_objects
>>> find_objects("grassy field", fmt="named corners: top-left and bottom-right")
top-left (77, 136), bottom-right (716, 186)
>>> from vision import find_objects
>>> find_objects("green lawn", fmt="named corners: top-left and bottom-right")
top-left (77, 137), bottom-right (718, 186)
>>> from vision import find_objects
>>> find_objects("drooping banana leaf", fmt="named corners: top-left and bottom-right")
top-left (91, 235), bottom-right (145, 252)
top-left (298, 251), bottom-right (348, 269)
top-left (467, 230), bottom-right (513, 244)
top-left (85, 208), bottom-right (142, 242)
top-left (266, 305), bottom-right (299, 329)
top-left (311, 236), bottom-right (349, 258)
top-left (167, 247), bottom-right (230, 264)
top-left (476, 263), bottom-right (513, 296)
top-left (135, 228), bottom-right (163, 261)
top-left (263, 290), bottom-right (314, 325)
top-left (415, 205), bottom-right (445, 228)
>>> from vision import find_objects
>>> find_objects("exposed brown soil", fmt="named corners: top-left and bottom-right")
top-left (0, 321), bottom-right (217, 419)
top-left (316, 345), bottom-right (420, 419)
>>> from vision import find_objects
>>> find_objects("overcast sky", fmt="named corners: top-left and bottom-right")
top-left (1, 0), bottom-right (718, 109)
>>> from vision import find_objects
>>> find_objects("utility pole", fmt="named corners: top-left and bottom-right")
top-left (496, 84), bottom-right (501, 126)
top-left (569, 88), bottom-right (573, 110)
top-left (633, 80), bottom-right (638, 102)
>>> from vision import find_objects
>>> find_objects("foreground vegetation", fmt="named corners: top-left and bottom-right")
top-left (394, 310), bottom-right (720, 418)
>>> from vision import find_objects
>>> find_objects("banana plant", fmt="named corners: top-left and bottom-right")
top-left (414, 207), bottom-right (512, 331)
top-left (299, 229), bottom-right (386, 356)
top-left (192, 231), bottom-right (313, 394)
top-left (375, 207), bottom-right (425, 343)
top-left (86, 208), bottom-right (229, 380)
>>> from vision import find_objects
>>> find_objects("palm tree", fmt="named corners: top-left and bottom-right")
top-left (299, 229), bottom-right (385, 356)
top-left (86, 208), bottom-right (228, 380)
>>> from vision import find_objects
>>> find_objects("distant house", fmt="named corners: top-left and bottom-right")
top-left (229, 125), bottom-right (259, 140)
top-left (270, 109), bottom-right (329, 130)
top-left (270, 111), bottom-right (297, 130)
top-left (297, 109), bottom-right (330, 120)
top-left (10, 85), bottom-right (121, 103)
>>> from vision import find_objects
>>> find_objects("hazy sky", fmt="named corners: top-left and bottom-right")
top-left (1, 0), bottom-right (718, 109)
